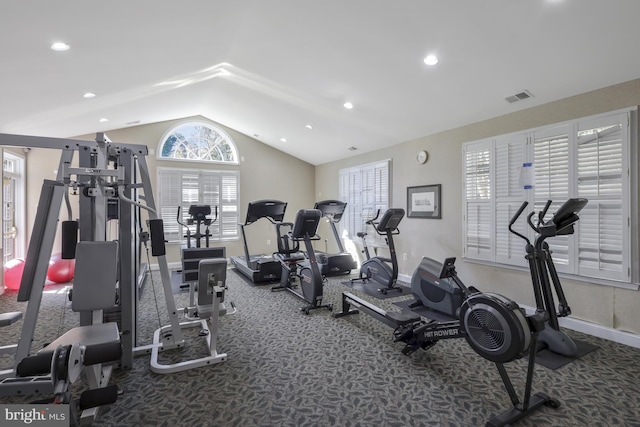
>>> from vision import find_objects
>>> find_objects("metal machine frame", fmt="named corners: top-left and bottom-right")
top-left (0, 132), bottom-right (225, 382)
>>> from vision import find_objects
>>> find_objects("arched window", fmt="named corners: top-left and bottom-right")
top-left (158, 121), bottom-right (238, 164)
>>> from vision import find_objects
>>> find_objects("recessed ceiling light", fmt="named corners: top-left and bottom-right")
top-left (51, 42), bottom-right (70, 51)
top-left (83, 92), bottom-right (96, 98)
top-left (343, 102), bottom-right (354, 109)
top-left (280, 138), bottom-right (287, 143)
top-left (305, 124), bottom-right (313, 130)
top-left (99, 118), bottom-right (109, 123)
top-left (424, 55), bottom-right (439, 66)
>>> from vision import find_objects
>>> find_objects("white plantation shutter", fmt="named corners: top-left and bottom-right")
top-left (465, 202), bottom-right (492, 260)
top-left (462, 108), bottom-right (634, 285)
top-left (339, 160), bottom-right (390, 243)
top-left (158, 168), bottom-right (239, 242)
top-left (463, 141), bottom-right (492, 261)
top-left (533, 125), bottom-right (572, 272)
top-left (575, 113), bottom-right (629, 281)
top-left (220, 174), bottom-right (239, 238)
top-left (158, 169), bottom-right (182, 241)
top-left (495, 134), bottom-right (528, 266)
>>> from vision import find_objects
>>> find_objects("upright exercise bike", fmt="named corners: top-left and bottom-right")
top-left (271, 209), bottom-right (333, 314)
top-left (351, 208), bottom-right (405, 294)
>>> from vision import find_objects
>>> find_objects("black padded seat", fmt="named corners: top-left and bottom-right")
top-left (385, 310), bottom-right (421, 326)
top-left (276, 252), bottom-right (306, 263)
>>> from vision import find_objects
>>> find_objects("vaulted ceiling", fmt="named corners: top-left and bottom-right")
top-left (2, 1), bottom-right (640, 165)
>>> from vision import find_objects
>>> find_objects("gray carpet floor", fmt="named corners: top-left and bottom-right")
top-left (2, 267), bottom-right (640, 427)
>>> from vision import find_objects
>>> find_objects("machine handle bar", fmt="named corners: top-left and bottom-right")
top-left (508, 201), bottom-right (530, 245)
top-left (366, 209), bottom-right (381, 225)
top-left (509, 201), bottom-right (528, 227)
top-left (538, 200), bottom-right (553, 226)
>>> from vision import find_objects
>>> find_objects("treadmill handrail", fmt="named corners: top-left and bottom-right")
top-left (243, 199), bottom-right (287, 225)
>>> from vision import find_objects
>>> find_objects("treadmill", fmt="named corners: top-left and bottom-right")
top-left (230, 200), bottom-right (286, 283)
top-left (314, 200), bottom-right (357, 276)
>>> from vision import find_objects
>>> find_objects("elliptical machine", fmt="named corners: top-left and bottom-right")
top-left (351, 208), bottom-right (405, 294)
top-left (510, 198), bottom-right (588, 357)
top-left (271, 209), bottom-right (333, 314)
top-left (176, 204), bottom-right (218, 248)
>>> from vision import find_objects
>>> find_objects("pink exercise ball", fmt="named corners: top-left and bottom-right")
top-left (47, 253), bottom-right (75, 284)
top-left (4, 258), bottom-right (26, 291)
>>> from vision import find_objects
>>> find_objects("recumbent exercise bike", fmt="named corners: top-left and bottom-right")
top-left (351, 208), bottom-right (405, 294)
top-left (271, 209), bottom-right (333, 314)
top-left (335, 198), bottom-right (588, 427)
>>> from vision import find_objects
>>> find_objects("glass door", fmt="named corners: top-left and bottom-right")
top-left (3, 153), bottom-right (25, 267)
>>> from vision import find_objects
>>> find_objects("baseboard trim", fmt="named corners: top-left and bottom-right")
top-left (399, 273), bottom-right (411, 284)
top-left (559, 314), bottom-right (640, 349)
top-left (517, 304), bottom-right (640, 349)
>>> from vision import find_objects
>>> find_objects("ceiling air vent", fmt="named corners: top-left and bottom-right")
top-left (505, 90), bottom-right (533, 104)
top-left (347, 146), bottom-right (358, 151)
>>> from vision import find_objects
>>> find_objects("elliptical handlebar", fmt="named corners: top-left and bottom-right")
top-left (539, 200), bottom-right (553, 225)
top-left (176, 206), bottom-right (188, 228)
top-left (511, 198), bottom-right (588, 243)
top-left (509, 201), bottom-right (530, 245)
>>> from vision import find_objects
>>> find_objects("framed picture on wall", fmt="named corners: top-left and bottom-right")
top-left (407, 184), bottom-right (441, 219)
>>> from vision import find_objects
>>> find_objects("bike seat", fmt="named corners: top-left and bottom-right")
top-left (357, 232), bottom-right (367, 238)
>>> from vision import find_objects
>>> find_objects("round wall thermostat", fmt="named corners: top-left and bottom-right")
top-left (416, 150), bottom-right (429, 164)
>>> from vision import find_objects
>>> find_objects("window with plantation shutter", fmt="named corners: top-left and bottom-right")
top-left (157, 168), bottom-right (239, 242)
top-left (463, 141), bottom-right (493, 261)
top-left (575, 115), bottom-right (628, 281)
top-left (462, 108), bottom-right (635, 286)
top-left (495, 133), bottom-right (528, 266)
top-left (533, 125), bottom-right (572, 271)
top-left (339, 159), bottom-right (390, 245)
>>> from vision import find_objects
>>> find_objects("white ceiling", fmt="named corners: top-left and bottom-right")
top-left (2, 1), bottom-right (640, 165)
